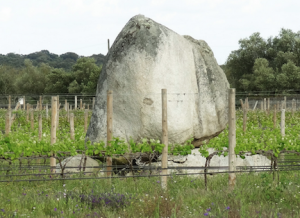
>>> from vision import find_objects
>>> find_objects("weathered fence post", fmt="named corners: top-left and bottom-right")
top-left (30, 109), bottom-right (34, 130)
top-left (75, 96), bottom-right (77, 110)
top-left (273, 104), bottom-right (277, 129)
top-left (26, 103), bottom-right (29, 121)
top-left (5, 109), bottom-right (11, 136)
top-left (281, 109), bottom-right (285, 137)
top-left (228, 88), bottom-right (236, 190)
top-left (264, 98), bottom-right (266, 113)
top-left (243, 107), bottom-right (247, 132)
top-left (239, 99), bottom-right (244, 110)
top-left (56, 95), bottom-right (59, 129)
top-left (253, 101), bottom-right (258, 110)
top-left (260, 101), bottom-right (263, 111)
top-left (107, 90), bottom-right (113, 177)
top-left (39, 96), bottom-right (42, 111)
top-left (84, 109), bottom-right (88, 133)
top-left (80, 99), bottom-right (83, 110)
top-left (50, 96), bottom-right (57, 173)
top-left (70, 113), bottom-right (75, 140)
top-left (161, 89), bottom-right (168, 190)
top-left (38, 113), bottom-right (42, 141)
top-left (93, 97), bottom-right (95, 109)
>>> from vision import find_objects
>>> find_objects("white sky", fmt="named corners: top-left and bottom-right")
top-left (0, 0), bottom-right (299, 65)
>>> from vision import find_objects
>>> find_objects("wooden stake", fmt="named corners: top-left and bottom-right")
top-left (56, 95), bottom-right (59, 129)
top-left (264, 98), bottom-right (266, 112)
top-left (5, 109), bottom-right (11, 136)
top-left (107, 90), bottom-right (113, 177)
top-left (243, 107), bottom-right (247, 132)
top-left (253, 101), bottom-right (258, 110)
top-left (281, 109), bottom-right (285, 137)
top-left (70, 113), bottom-right (75, 140)
top-left (50, 96), bottom-right (58, 173)
top-left (38, 113), bottom-right (42, 141)
top-left (26, 103), bottom-right (29, 121)
top-left (228, 89), bottom-right (236, 190)
top-left (260, 101), bottom-right (263, 111)
top-left (39, 96), bottom-right (42, 111)
top-left (75, 96), bottom-right (77, 110)
top-left (273, 104), bottom-right (277, 129)
top-left (80, 99), bottom-right (82, 110)
top-left (239, 99), bottom-right (244, 110)
top-left (30, 109), bottom-right (34, 130)
top-left (84, 109), bottom-right (88, 133)
top-left (67, 103), bottom-right (70, 122)
top-left (161, 89), bottom-right (168, 190)
top-left (92, 97), bottom-right (95, 109)
top-left (65, 99), bottom-right (67, 111)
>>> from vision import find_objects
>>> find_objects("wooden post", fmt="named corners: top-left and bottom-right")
top-left (239, 99), bottom-right (244, 110)
top-left (228, 88), bottom-right (236, 190)
top-left (267, 98), bottom-right (270, 111)
top-left (56, 95), bottom-right (59, 129)
top-left (83, 103), bottom-right (85, 110)
top-left (26, 103), bottom-right (30, 121)
top-left (38, 113), bottom-right (42, 141)
top-left (243, 107), bottom-right (247, 132)
top-left (23, 96), bottom-right (25, 110)
top-left (75, 96), bottom-right (77, 110)
top-left (260, 101), bottom-right (263, 111)
top-left (30, 109), bottom-right (34, 130)
top-left (281, 109), bottom-right (285, 137)
top-left (93, 97), bottom-right (95, 109)
top-left (80, 99), bottom-right (82, 110)
top-left (5, 109), bottom-right (11, 136)
top-left (70, 113), bottom-right (75, 140)
top-left (39, 96), bottom-right (42, 111)
top-left (284, 96), bottom-right (286, 110)
top-left (106, 90), bottom-right (113, 177)
top-left (65, 99), bottom-right (67, 111)
top-left (292, 99), bottom-right (295, 116)
top-left (8, 95), bottom-right (11, 111)
top-left (253, 101), bottom-right (258, 110)
top-left (46, 103), bottom-right (49, 119)
top-left (50, 96), bottom-right (58, 173)
top-left (273, 104), bottom-right (277, 129)
top-left (84, 109), bottom-right (88, 133)
top-left (264, 98), bottom-right (266, 112)
top-left (161, 89), bottom-right (168, 190)
top-left (67, 103), bottom-right (70, 122)
top-left (245, 97), bottom-right (249, 110)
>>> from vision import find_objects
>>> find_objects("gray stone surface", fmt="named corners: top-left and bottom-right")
top-left (86, 14), bottom-right (229, 145)
top-left (55, 154), bottom-right (99, 175)
top-left (137, 148), bottom-right (271, 177)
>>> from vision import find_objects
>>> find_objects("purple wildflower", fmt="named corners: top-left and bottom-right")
top-left (54, 208), bottom-right (57, 211)
top-left (226, 206), bottom-right (230, 210)
top-left (157, 181), bottom-right (160, 183)
top-left (61, 211), bottom-right (63, 214)
top-left (204, 212), bottom-right (209, 216)
top-left (207, 208), bottom-right (211, 212)
top-left (1, 209), bottom-right (4, 212)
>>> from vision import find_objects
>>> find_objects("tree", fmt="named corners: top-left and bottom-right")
top-left (70, 57), bottom-right (102, 94)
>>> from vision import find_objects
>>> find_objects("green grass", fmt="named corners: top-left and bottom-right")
top-left (0, 167), bottom-right (300, 218)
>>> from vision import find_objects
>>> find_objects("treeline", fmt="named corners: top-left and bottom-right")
top-left (0, 57), bottom-right (102, 95)
top-left (0, 50), bottom-right (105, 71)
top-left (224, 28), bottom-right (300, 93)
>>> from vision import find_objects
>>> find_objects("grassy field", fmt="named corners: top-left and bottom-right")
top-left (0, 167), bottom-right (300, 218)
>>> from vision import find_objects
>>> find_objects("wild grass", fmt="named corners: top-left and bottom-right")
top-left (0, 167), bottom-right (300, 218)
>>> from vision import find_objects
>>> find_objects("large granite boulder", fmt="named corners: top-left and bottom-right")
top-left (86, 14), bottom-right (229, 146)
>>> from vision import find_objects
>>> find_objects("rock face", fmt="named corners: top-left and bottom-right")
top-left (86, 14), bottom-right (229, 146)
top-left (55, 155), bottom-right (100, 175)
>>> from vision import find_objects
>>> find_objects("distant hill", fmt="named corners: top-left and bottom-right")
top-left (0, 50), bottom-right (105, 71)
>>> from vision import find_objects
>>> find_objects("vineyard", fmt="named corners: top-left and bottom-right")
top-left (0, 93), bottom-right (300, 217)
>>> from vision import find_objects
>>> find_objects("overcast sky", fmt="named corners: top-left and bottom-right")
top-left (0, 0), bottom-right (299, 65)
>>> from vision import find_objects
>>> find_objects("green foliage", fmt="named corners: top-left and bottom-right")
top-left (225, 28), bottom-right (300, 92)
